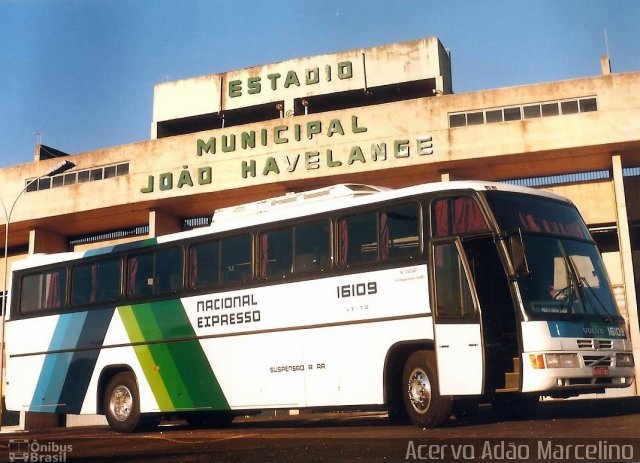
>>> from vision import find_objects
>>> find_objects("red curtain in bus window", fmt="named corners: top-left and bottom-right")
top-left (453, 197), bottom-right (488, 234)
top-left (338, 219), bottom-right (348, 266)
top-left (518, 212), bottom-right (542, 232)
top-left (564, 222), bottom-right (586, 239)
top-left (259, 234), bottom-right (269, 277)
top-left (127, 257), bottom-right (138, 297)
top-left (90, 264), bottom-right (97, 303)
top-left (45, 271), bottom-right (60, 309)
top-left (190, 247), bottom-right (199, 286)
top-left (379, 212), bottom-right (389, 260)
top-left (433, 199), bottom-right (449, 238)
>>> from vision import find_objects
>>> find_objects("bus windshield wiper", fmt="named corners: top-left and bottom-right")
top-left (578, 275), bottom-right (616, 323)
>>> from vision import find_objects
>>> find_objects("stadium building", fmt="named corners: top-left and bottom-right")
top-left (2, 37), bottom-right (640, 427)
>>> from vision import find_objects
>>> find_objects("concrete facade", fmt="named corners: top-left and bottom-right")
top-left (1, 37), bottom-right (640, 426)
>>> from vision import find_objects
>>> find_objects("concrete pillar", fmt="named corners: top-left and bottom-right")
top-left (612, 154), bottom-right (640, 393)
top-left (601, 55), bottom-right (612, 76)
top-left (149, 209), bottom-right (181, 237)
top-left (28, 228), bottom-right (68, 255)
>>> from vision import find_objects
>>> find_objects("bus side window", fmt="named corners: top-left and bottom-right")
top-left (96, 259), bottom-right (122, 302)
top-left (434, 243), bottom-right (475, 318)
top-left (221, 235), bottom-right (252, 284)
top-left (71, 258), bottom-right (121, 306)
top-left (338, 212), bottom-right (378, 267)
top-left (294, 220), bottom-right (330, 273)
top-left (20, 267), bottom-right (67, 313)
top-left (190, 241), bottom-right (220, 288)
top-left (155, 247), bottom-right (184, 293)
top-left (432, 196), bottom-right (489, 238)
top-left (127, 253), bottom-right (153, 298)
top-left (259, 228), bottom-right (293, 279)
top-left (381, 203), bottom-right (420, 260)
top-left (127, 247), bottom-right (183, 297)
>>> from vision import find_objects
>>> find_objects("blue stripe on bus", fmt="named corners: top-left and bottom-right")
top-left (30, 313), bottom-right (85, 412)
top-left (30, 309), bottom-right (115, 414)
top-left (547, 321), bottom-right (627, 339)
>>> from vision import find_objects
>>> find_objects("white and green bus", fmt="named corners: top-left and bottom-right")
top-left (4, 181), bottom-right (634, 432)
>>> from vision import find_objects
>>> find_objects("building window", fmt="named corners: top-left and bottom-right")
top-left (579, 98), bottom-right (598, 112)
top-left (78, 171), bottom-right (91, 183)
top-left (26, 162), bottom-right (130, 193)
top-left (523, 105), bottom-right (541, 119)
top-left (467, 112), bottom-right (484, 125)
top-left (449, 96), bottom-right (597, 128)
top-left (449, 113), bottom-right (466, 128)
top-left (485, 109), bottom-right (503, 123)
top-left (561, 100), bottom-right (579, 115)
top-left (541, 102), bottom-right (560, 117)
top-left (503, 107), bottom-right (522, 121)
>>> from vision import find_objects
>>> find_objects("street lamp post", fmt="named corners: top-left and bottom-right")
top-left (0, 159), bottom-right (76, 428)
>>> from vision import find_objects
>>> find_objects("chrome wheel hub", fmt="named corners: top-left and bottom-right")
top-left (110, 385), bottom-right (133, 421)
top-left (408, 368), bottom-right (431, 414)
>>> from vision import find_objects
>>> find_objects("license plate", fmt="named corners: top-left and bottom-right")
top-left (593, 365), bottom-right (609, 377)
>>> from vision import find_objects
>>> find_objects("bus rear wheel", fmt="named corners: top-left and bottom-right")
top-left (104, 372), bottom-right (155, 432)
top-left (402, 351), bottom-right (452, 428)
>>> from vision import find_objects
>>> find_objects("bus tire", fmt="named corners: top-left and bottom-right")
top-left (104, 372), bottom-right (149, 433)
top-left (402, 351), bottom-right (452, 428)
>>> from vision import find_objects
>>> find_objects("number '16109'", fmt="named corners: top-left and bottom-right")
top-left (336, 282), bottom-right (377, 298)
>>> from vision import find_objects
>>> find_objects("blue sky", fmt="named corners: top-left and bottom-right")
top-left (1, 0), bottom-right (638, 168)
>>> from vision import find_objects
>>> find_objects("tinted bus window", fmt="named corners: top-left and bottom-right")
top-left (432, 197), bottom-right (490, 238)
top-left (484, 192), bottom-right (589, 239)
top-left (190, 241), bottom-right (220, 288)
top-left (71, 258), bottom-right (121, 306)
top-left (127, 247), bottom-right (183, 298)
top-left (294, 221), bottom-right (330, 273)
top-left (20, 268), bottom-right (67, 313)
top-left (258, 221), bottom-right (331, 279)
top-left (259, 228), bottom-right (293, 278)
top-left (434, 243), bottom-right (475, 318)
top-left (338, 212), bottom-right (378, 266)
top-left (382, 204), bottom-right (420, 260)
top-left (220, 235), bottom-right (252, 283)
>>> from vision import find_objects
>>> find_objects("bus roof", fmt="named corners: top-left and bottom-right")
top-left (10, 180), bottom-right (570, 270)
top-left (208, 180), bottom-right (569, 231)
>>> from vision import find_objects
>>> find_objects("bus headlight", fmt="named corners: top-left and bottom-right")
top-left (616, 353), bottom-right (635, 367)
top-left (544, 353), bottom-right (580, 369)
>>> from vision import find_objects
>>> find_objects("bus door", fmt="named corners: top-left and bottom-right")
top-left (432, 240), bottom-right (483, 395)
top-left (461, 236), bottom-right (520, 394)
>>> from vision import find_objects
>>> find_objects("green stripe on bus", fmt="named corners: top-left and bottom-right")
top-left (133, 344), bottom-right (175, 410)
top-left (118, 301), bottom-right (230, 412)
top-left (119, 306), bottom-right (176, 410)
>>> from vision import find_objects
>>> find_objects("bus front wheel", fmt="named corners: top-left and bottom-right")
top-left (104, 372), bottom-right (153, 432)
top-left (402, 351), bottom-right (452, 428)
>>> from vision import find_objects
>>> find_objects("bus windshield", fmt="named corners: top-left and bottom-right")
top-left (516, 235), bottom-right (621, 322)
top-left (485, 191), bottom-right (621, 322)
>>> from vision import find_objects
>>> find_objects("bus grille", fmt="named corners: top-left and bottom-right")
top-left (577, 339), bottom-right (613, 350)
top-left (582, 355), bottom-right (613, 367)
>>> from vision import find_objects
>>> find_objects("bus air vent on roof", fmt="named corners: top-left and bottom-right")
top-left (211, 183), bottom-right (390, 223)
